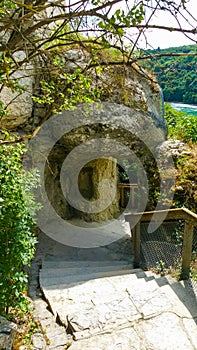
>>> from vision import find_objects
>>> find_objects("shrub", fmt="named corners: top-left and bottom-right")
top-left (0, 132), bottom-right (39, 315)
top-left (164, 104), bottom-right (197, 212)
top-left (173, 144), bottom-right (197, 213)
top-left (164, 103), bottom-right (197, 143)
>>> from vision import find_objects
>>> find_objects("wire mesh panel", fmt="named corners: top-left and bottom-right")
top-left (191, 226), bottom-right (197, 294)
top-left (140, 221), bottom-right (183, 270)
top-left (140, 221), bottom-right (197, 274)
top-left (193, 226), bottom-right (197, 253)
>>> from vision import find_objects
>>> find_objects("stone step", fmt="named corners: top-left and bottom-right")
top-left (163, 276), bottom-right (197, 318)
top-left (70, 280), bottom-right (194, 340)
top-left (40, 263), bottom-right (135, 279)
top-left (40, 264), bottom-right (197, 345)
top-left (143, 272), bottom-right (197, 318)
top-left (68, 313), bottom-right (197, 350)
top-left (68, 326), bottom-right (142, 350)
top-left (40, 272), bottom-right (149, 336)
top-left (43, 251), bottom-right (132, 263)
top-left (40, 270), bottom-right (148, 305)
top-left (40, 270), bottom-right (149, 298)
top-left (128, 279), bottom-right (193, 318)
top-left (41, 275), bottom-right (194, 341)
top-left (41, 259), bottom-right (133, 270)
top-left (39, 268), bottom-right (145, 288)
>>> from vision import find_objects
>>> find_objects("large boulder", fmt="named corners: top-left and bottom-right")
top-left (0, 316), bottom-right (17, 350)
top-left (0, 51), bottom-right (34, 130)
top-left (27, 102), bottom-right (167, 223)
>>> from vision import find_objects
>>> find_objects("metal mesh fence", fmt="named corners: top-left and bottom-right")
top-left (140, 221), bottom-right (197, 271)
top-left (193, 226), bottom-right (197, 253)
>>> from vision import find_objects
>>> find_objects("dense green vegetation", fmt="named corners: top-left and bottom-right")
top-left (164, 103), bottom-right (197, 143)
top-left (0, 132), bottom-right (39, 315)
top-left (164, 104), bottom-right (197, 213)
top-left (143, 45), bottom-right (197, 104)
top-left (159, 105), bottom-right (197, 281)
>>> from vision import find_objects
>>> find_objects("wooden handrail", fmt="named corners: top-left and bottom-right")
top-left (125, 208), bottom-right (197, 225)
top-left (125, 207), bottom-right (197, 280)
top-left (118, 183), bottom-right (138, 208)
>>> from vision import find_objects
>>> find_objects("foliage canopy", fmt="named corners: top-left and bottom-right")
top-left (0, 0), bottom-right (196, 127)
top-left (0, 0), bottom-right (197, 96)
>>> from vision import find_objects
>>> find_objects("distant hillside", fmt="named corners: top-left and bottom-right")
top-left (142, 45), bottom-right (197, 105)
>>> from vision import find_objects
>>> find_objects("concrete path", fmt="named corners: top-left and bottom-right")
top-left (28, 217), bottom-right (197, 349)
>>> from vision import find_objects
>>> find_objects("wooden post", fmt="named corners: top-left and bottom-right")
top-left (180, 220), bottom-right (194, 280)
top-left (118, 184), bottom-right (138, 208)
top-left (121, 187), bottom-right (124, 208)
top-left (130, 223), bottom-right (136, 252)
top-left (133, 222), bottom-right (141, 268)
top-left (131, 187), bottom-right (135, 208)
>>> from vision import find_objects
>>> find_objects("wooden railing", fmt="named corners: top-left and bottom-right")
top-left (125, 208), bottom-right (197, 280)
top-left (118, 183), bottom-right (138, 208)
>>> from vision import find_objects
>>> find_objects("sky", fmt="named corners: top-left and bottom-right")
top-left (137, 0), bottom-right (197, 49)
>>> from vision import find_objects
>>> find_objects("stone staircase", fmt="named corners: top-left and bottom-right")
top-left (39, 258), bottom-right (197, 350)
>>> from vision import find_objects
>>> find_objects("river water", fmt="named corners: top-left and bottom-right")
top-left (169, 102), bottom-right (197, 117)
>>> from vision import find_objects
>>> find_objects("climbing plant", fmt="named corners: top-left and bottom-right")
top-left (33, 64), bottom-right (103, 113)
top-left (0, 131), bottom-right (40, 315)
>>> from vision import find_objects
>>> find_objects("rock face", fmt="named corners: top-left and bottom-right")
top-left (0, 49), bottom-right (164, 133)
top-left (76, 158), bottom-right (119, 221)
top-left (0, 51), bottom-right (34, 130)
top-left (157, 139), bottom-right (190, 160)
top-left (57, 49), bottom-right (164, 128)
top-left (1, 48), bottom-right (167, 221)
top-left (0, 316), bottom-right (17, 350)
top-left (29, 102), bottom-right (167, 222)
